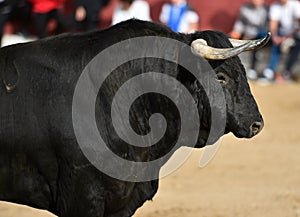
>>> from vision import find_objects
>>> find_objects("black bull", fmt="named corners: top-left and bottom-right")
top-left (0, 20), bottom-right (267, 217)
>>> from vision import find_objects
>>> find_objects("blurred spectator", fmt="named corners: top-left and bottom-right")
top-left (260, 0), bottom-right (300, 82)
top-left (112, 0), bottom-right (151, 25)
top-left (159, 0), bottom-right (199, 33)
top-left (29, 0), bottom-right (67, 38)
top-left (0, 0), bottom-right (31, 45)
top-left (230, 0), bottom-right (269, 80)
top-left (73, 0), bottom-right (110, 31)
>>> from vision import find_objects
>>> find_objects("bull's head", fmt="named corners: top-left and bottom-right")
top-left (182, 31), bottom-right (270, 146)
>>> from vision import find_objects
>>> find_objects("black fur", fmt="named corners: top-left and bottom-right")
top-left (0, 19), bottom-right (263, 217)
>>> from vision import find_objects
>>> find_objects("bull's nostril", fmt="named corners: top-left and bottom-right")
top-left (250, 121), bottom-right (263, 137)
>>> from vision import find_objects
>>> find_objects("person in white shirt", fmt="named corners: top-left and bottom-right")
top-left (159, 0), bottom-right (199, 33)
top-left (260, 0), bottom-right (300, 82)
top-left (112, 0), bottom-right (151, 25)
top-left (230, 0), bottom-right (269, 80)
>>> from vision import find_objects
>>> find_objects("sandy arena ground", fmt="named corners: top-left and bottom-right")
top-left (0, 82), bottom-right (300, 217)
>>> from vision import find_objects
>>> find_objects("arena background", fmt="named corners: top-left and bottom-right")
top-left (4, 0), bottom-right (277, 35)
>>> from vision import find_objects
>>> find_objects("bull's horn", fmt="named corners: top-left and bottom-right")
top-left (229, 32), bottom-right (271, 51)
top-left (191, 39), bottom-right (252, 60)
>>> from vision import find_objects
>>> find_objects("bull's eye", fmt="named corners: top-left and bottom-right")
top-left (216, 72), bottom-right (228, 85)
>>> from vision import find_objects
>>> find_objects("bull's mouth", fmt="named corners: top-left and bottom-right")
top-left (194, 119), bottom-right (264, 148)
top-left (232, 129), bottom-right (253, 138)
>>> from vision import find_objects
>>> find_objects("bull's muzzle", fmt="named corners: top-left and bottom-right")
top-left (249, 121), bottom-right (264, 137)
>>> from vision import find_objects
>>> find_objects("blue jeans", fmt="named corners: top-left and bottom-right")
top-left (268, 43), bottom-right (281, 72)
top-left (268, 36), bottom-right (300, 73)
